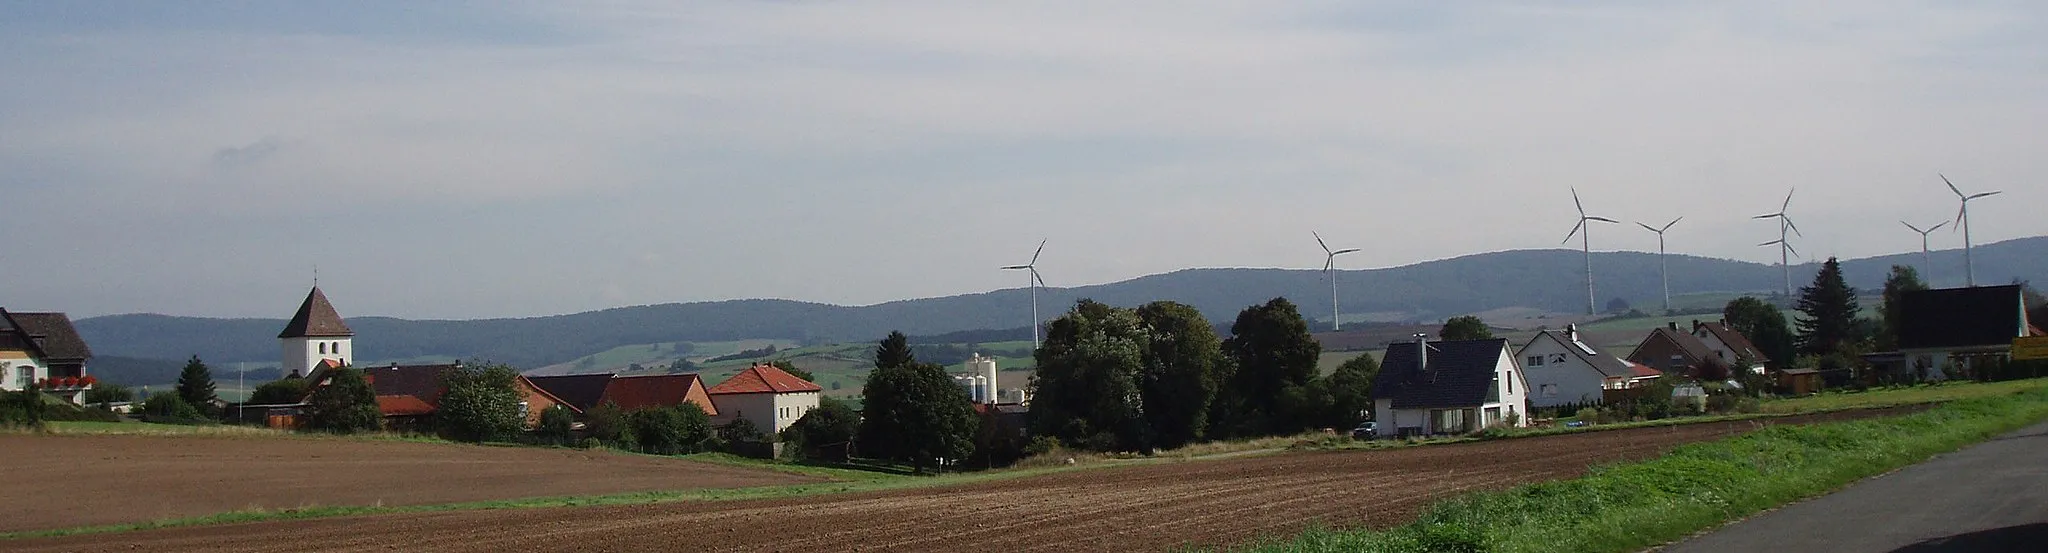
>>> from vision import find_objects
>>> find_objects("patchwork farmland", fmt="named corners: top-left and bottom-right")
top-left (4, 407), bottom-right (1913, 552)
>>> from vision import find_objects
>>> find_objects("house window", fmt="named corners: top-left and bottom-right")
top-left (1526, 355), bottom-right (1545, 367)
top-left (1506, 373), bottom-right (1513, 394)
top-left (15, 367), bottom-right (29, 389)
top-left (519, 402), bottom-right (531, 418)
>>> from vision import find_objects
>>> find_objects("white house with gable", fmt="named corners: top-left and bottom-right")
top-left (1370, 338), bottom-right (1529, 438)
top-left (1519, 324), bottom-right (1660, 408)
top-left (706, 363), bottom-right (823, 435)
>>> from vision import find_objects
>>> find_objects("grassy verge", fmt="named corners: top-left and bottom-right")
top-left (1761, 378), bottom-right (2048, 413)
top-left (1231, 385), bottom-right (2048, 553)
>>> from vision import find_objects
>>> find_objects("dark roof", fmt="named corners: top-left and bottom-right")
top-left (1, 311), bottom-right (92, 361)
top-left (1898, 285), bottom-right (2027, 350)
top-left (1373, 339), bottom-right (1510, 410)
top-left (361, 363), bottom-right (458, 406)
top-left (1631, 327), bottom-right (1717, 366)
top-left (377, 395), bottom-right (437, 416)
top-left (527, 373), bottom-right (617, 411)
top-left (278, 286), bottom-right (354, 338)
top-left (1694, 322), bottom-right (1770, 363)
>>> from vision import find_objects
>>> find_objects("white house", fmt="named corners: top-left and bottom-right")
top-left (1371, 338), bottom-right (1529, 438)
top-left (1690, 320), bottom-right (1771, 374)
top-left (706, 363), bottom-right (822, 436)
top-left (278, 286), bottom-right (353, 377)
top-left (0, 309), bottom-right (95, 405)
top-left (1519, 325), bottom-right (1660, 408)
top-left (1889, 285), bottom-right (2038, 380)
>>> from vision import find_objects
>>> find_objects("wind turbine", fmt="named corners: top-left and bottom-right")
top-left (1635, 217), bottom-right (1682, 314)
top-left (1941, 174), bottom-right (2001, 287)
top-left (1562, 188), bottom-right (1619, 315)
top-left (1314, 232), bottom-right (1361, 331)
top-left (1000, 239), bottom-right (1049, 348)
top-left (1901, 220), bottom-right (1948, 276)
top-left (1753, 189), bottom-right (1801, 297)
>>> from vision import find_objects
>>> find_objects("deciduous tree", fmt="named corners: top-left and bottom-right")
top-left (437, 364), bottom-right (525, 443)
top-left (1215, 298), bottom-right (1323, 438)
top-left (860, 331), bottom-right (978, 472)
top-left (1724, 297), bottom-right (1795, 368)
top-left (1877, 266), bottom-right (1929, 351)
top-left (1439, 316), bottom-right (1494, 341)
top-left (1323, 353), bottom-right (1380, 428)
top-left (1028, 300), bottom-right (1150, 452)
top-left (246, 378), bottom-right (309, 405)
top-left (1134, 301), bottom-right (1223, 450)
top-left (305, 367), bottom-right (381, 433)
top-left (782, 396), bottom-right (860, 456)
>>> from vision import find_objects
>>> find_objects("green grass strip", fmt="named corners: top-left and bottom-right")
top-left (1229, 385), bottom-right (2048, 553)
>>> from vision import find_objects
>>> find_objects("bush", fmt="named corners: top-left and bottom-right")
top-left (1, 388), bottom-right (45, 428)
top-left (1572, 407), bottom-right (1599, 424)
top-left (535, 405), bottom-right (576, 446)
top-left (717, 418), bottom-right (767, 446)
top-left (1023, 435), bottom-right (1064, 457)
top-left (585, 401), bottom-right (630, 447)
top-left (84, 383), bottom-right (135, 406)
top-left (141, 392), bottom-right (207, 424)
top-left (627, 403), bottom-right (713, 455)
top-left (781, 397), bottom-right (860, 459)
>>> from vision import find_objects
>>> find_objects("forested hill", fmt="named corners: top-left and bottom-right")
top-left (76, 237), bottom-right (2048, 371)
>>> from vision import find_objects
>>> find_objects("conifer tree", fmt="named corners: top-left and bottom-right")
top-left (1794, 257), bottom-right (1862, 357)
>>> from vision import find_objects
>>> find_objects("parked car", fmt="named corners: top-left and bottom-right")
top-left (1350, 421), bottom-right (1377, 439)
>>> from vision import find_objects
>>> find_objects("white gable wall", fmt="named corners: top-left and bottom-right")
top-left (711, 391), bottom-right (822, 436)
top-left (282, 336), bottom-right (352, 377)
top-left (1518, 332), bottom-right (1607, 408)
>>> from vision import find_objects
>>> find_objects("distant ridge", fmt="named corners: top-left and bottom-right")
top-left (75, 236), bottom-right (2048, 371)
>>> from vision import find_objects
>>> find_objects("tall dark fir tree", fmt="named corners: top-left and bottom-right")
top-left (175, 355), bottom-right (218, 415)
top-left (1794, 257), bottom-right (1861, 357)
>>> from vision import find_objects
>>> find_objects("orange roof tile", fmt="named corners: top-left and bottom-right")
top-left (601, 374), bottom-right (718, 415)
top-left (707, 363), bottom-right (822, 395)
top-left (376, 395), bottom-right (436, 416)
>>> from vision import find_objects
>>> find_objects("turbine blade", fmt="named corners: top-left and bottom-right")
top-left (1030, 239), bottom-right (1046, 265)
top-left (1781, 217), bottom-right (1802, 237)
top-left (1784, 242), bottom-right (1800, 258)
top-left (1942, 174), bottom-right (1963, 198)
top-left (1901, 221), bottom-right (1922, 234)
top-left (1000, 265), bottom-right (1030, 270)
top-left (1637, 222), bottom-right (1659, 233)
top-left (1929, 221), bottom-right (1948, 233)
top-left (1333, 248), bottom-right (1361, 255)
top-left (1759, 240), bottom-right (1781, 247)
top-left (1324, 257), bottom-right (1333, 272)
top-left (1031, 268), bottom-right (1045, 288)
top-left (1563, 221), bottom-right (1584, 244)
top-left (1663, 216), bottom-right (1682, 231)
top-left (1314, 231), bottom-right (1331, 255)
top-left (1954, 205), bottom-right (1966, 228)
top-left (1587, 216), bottom-right (1619, 224)
top-left (1782, 188), bottom-right (1795, 211)
top-left (1969, 191), bottom-right (2001, 200)
top-left (1572, 187), bottom-right (1585, 216)
top-left (1753, 213), bottom-right (1780, 220)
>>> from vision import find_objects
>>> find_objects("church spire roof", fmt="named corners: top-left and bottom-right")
top-left (278, 286), bottom-right (354, 338)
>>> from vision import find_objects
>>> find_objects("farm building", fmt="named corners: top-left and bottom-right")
top-left (300, 361), bottom-right (575, 430)
top-left (526, 373), bottom-right (720, 417)
top-left (1370, 337), bottom-right (1529, 438)
top-left (1518, 325), bottom-right (1659, 408)
top-left (0, 309), bottom-right (95, 405)
top-left (707, 362), bottom-right (821, 436)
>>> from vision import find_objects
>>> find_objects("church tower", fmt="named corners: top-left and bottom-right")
top-left (278, 286), bottom-right (354, 377)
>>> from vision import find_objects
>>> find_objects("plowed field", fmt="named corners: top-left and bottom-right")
top-left (0, 434), bottom-right (819, 533)
top-left (4, 408), bottom-right (1915, 552)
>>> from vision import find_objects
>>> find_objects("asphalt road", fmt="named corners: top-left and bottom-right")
top-left (1663, 420), bottom-right (2048, 553)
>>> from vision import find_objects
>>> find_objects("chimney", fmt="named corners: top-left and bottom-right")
top-left (1566, 324), bottom-right (1579, 344)
top-left (1667, 322), bottom-right (1678, 331)
top-left (1691, 320), bottom-right (1703, 333)
top-left (1414, 333), bottom-right (1430, 371)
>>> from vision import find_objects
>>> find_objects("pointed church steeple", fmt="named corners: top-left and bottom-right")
top-left (278, 286), bottom-right (354, 338)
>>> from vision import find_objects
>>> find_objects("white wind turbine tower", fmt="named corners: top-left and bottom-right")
top-left (1754, 189), bottom-right (1801, 298)
top-left (1314, 232), bottom-right (1362, 332)
top-left (1562, 188), bottom-right (1619, 315)
top-left (1900, 220), bottom-right (1948, 276)
top-left (1941, 174), bottom-right (2001, 287)
top-left (1635, 217), bottom-right (1682, 314)
top-left (1001, 239), bottom-right (1049, 348)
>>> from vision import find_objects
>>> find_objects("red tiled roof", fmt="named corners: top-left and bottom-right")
top-left (601, 374), bottom-right (717, 415)
top-left (707, 363), bottom-right (822, 395)
top-left (1625, 361), bottom-right (1662, 379)
top-left (377, 395), bottom-right (436, 416)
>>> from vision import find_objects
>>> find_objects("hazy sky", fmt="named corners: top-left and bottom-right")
top-left (4, 1), bottom-right (2044, 320)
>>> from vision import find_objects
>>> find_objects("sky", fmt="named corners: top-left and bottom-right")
top-left (3, 1), bottom-right (2045, 320)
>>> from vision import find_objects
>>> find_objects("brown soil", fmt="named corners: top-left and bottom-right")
top-left (0, 434), bottom-right (818, 533)
top-left (3, 407), bottom-right (1917, 552)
